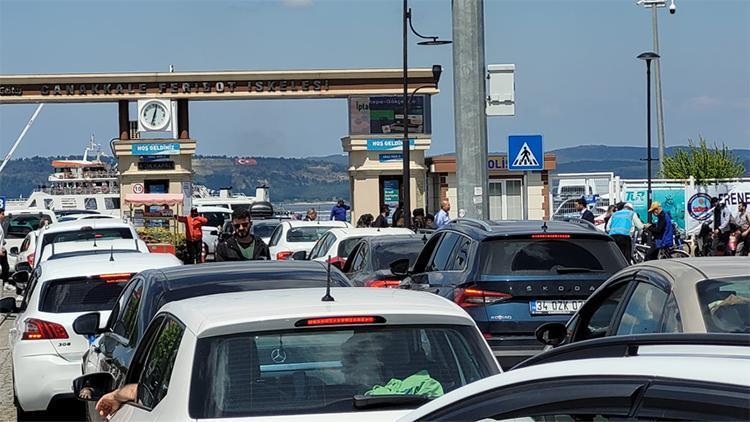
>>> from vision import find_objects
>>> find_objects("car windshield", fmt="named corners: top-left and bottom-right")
top-left (252, 222), bottom-right (280, 238)
top-left (39, 276), bottom-right (128, 313)
top-left (6, 214), bottom-right (51, 239)
top-left (189, 324), bottom-right (496, 418)
top-left (696, 276), bottom-right (750, 334)
top-left (286, 226), bottom-right (336, 243)
top-left (373, 240), bottom-right (423, 271)
top-left (478, 237), bottom-right (626, 275)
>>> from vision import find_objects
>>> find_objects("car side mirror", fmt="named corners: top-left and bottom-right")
top-left (12, 270), bottom-right (29, 285)
top-left (291, 251), bottom-right (307, 261)
top-left (389, 258), bottom-right (410, 277)
top-left (210, 230), bottom-right (218, 236)
top-left (535, 322), bottom-right (568, 347)
top-left (9, 247), bottom-right (19, 255)
top-left (72, 372), bottom-right (116, 402)
top-left (73, 312), bottom-right (102, 336)
top-left (0, 297), bottom-right (17, 313)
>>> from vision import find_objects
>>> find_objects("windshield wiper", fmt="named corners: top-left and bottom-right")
top-left (353, 394), bottom-right (431, 410)
top-left (554, 266), bottom-right (603, 274)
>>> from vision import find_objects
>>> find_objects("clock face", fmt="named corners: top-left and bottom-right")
top-left (141, 101), bottom-right (169, 130)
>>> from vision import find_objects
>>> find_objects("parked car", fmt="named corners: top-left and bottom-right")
top-left (73, 260), bottom-right (352, 421)
top-left (536, 257), bottom-right (750, 348)
top-left (9, 229), bottom-right (39, 273)
top-left (3, 209), bottom-right (57, 271)
top-left (399, 334), bottom-right (750, 421)
top-left (303, 227), bottom-right (415, 268)
top-left (399, 219), bottom-right (628, 368)
top-left (0, 252), bottom-right (181, 416)
top-left (196, 206), bottom-right (233, 261)
top-left (268, 220), bottom-right (352, 260)
top-left (73, 288), bottom-right (501, 421)
top-left (342, 234), bottom-right (425, 287)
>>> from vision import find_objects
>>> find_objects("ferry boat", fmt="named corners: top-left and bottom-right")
top-left (5, 138), bottom-right (121, 216)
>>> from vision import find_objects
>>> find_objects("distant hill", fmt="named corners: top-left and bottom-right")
top-left (1, 146), bottom-right (747, 202)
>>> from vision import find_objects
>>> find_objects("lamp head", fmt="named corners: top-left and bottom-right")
top-left (637, 51), bottom-right (660, 61)
top-left (432, 65), bottom-right (443, 87)
top-left (417, 37), bottom-right (452, 46)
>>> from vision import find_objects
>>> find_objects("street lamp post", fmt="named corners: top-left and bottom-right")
top-left (638, 51), bottom-right (660, 222)
top-left (402, 1), bottom-right (450, 229)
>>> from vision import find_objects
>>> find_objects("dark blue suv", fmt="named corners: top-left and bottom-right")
top-left (399, 219), bottom-right (628, 368)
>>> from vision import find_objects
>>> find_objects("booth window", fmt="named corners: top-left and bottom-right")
top-left (145, 180), bottom-right (169, 194)
top-left (105, 197), bottom-right (121, 210)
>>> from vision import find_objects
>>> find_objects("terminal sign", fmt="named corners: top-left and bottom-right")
top-left (132, 143), bottom-right (180, 156)
top-left (367, 139), bottom-right (415, 151)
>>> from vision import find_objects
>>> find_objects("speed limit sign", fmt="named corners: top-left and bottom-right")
top-left (132, 183), bottom-right (144, 194)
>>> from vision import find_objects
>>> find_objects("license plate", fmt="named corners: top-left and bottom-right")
top-left (530, 299), bottom-right (585, 315)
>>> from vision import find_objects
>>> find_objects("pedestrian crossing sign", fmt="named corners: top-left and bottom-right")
top-left (508, 135), bottom-right (543, 171)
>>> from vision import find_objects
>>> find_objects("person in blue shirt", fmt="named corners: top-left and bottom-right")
top-left (645, 201), bottom-right (674, 261)
top-left (330, 200), bottom-right (350, 222)
top-left (607, 202), bottom-right (643, 263)
top-left (434, 199), bottom-right (451, 228)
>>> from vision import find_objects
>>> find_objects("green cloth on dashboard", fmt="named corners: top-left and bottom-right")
top-left (364, 370), bottom-right (444, 398)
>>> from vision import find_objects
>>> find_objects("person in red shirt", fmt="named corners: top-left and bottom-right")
top-left (176, 207), bottom-right (208, 264)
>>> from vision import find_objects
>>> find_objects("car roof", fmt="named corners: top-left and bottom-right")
top-left (443, 219), bottom-right (607, 239)
top-left (41, 219), bottom-right (134, 233)
top-left (366, 234), bottom-right (421, 245)
top-left (6, 208), bottom-right (55, 216)
top-left (284, 220), bottom-right (351, 228)
top-left (38, 252), bottom-right (181, 281)
top-left (162, 287), bottom-right (474, 337)
top-left (326, 227), bottom-right (415, 238)
top-left (195, 206), bottom-right (234, 213)
top-left (403, 344), bottom-right (750, 420)
top-left (631, 257), bottom-right (750, 282)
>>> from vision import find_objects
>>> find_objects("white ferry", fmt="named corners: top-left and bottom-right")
top-left (192, 185), bottom-right (270, 213)
top-left (5, 139), bottom-right (121, 216)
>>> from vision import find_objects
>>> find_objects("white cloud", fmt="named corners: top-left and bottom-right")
top-left (281, 0), bottom-right (313, 8)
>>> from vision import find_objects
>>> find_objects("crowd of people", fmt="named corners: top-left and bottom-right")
top-left (354, 199), bottom-right (452, 232)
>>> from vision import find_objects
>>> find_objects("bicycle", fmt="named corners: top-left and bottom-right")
top-left (633, 242), bottom-right (690, 263)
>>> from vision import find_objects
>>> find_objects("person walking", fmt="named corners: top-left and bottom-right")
top-left (176, 207), bottom-right (208, 264)
top-left (712, 197), bottom-right (733, 252)
top-left (392, 201), bottom-right (405, 227)
top-left (0, 209), bottom-right (8, 290)
top-left (215, 209), bottom-right (270, 261)
top-left (330, 200), bottom-right (350, 222)
top-left (356, 213), bottom-right (374, 228)
top-left (372, 205), bottom-right (390, 228)
top-left (733, 202), bottom-right (750, 256)
top-left (304, 208), bottom-right (318, 221)
top-left (434, 199), bottom-right (451, 228)
top-left (645, 201), bottom-right (673, 261)
top-left (606, 202), bottom-right (643, 263)
top-left (575, 198), bottom-right (595, 224)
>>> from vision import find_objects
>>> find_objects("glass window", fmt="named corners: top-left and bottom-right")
top-left (6, 214), bottom-right (46, 239)
top-left (251, 221), bottom-right (280, 239)
top-left (113, 279), bottom-right (144, 344)
top-left (20, 236), bottom-right (31, 253)
top-left (39, 276), bottom-right (129, 313)
top-left (448, 236), bottom-right (472, 271)
top-left (575, 283), bottom-right (629, 341)
top-left (137, 317), bottom-right (185, 409)
top-left (479, 238), bottom-right (626, 275)
top-left (349, 243), bottom-right (368, 273)
top-left (268, 226), bottom-right (282, 247)
top-left (337, 237), bottom-right (363, 259)
top-left (505, 179), bottom-right (523, 220)
top-left (43, 198), bottom-right (54, 210)
top-left (42, 228), bottom-right (133, 251)
top-left (286, 226), bottom-right (337, 243)
top-left (616, 283), bottom-right (669, 335)
top-left (189, 325), bottom-right (496, 418)
top-left (696, 276), bottom-right (750, 333)
top-left (84, 197), bottom-right (98, 210)
top-left (429, 233), bottom-right (460, 271)
top-left (105, 197), bottom-right (120, 210)
top-left (660, 294), bottom-right (682, 333)
top-left (199, 212), bottom-right (230, 228)
top-left (372, 239), bottom-right (424, 271)
top-left (488, 181), bottom-right (504, 220)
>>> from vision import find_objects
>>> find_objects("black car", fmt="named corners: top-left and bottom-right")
top-left (73, 260), bottom-right (350, 420)
top-left (398, 219), bottom-right (628, 368)
top-left (342, 234), bottom-right (425, 287)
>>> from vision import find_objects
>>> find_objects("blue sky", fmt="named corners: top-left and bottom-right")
top-left (1, 0), bottom-right (748, 158)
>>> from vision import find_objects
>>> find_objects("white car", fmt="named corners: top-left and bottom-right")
top-left (0, 252), bottom-right (181, 415)
top-left (268, 220), bottom-right (352, 260)
top-left (196, 206), bottom-right (233, 260)
top-left (57, 213), bottom-right (118, 223)
top-left (399, 334), bottom-right (750, 421)
top-left (9, 229), bottom-right (39, 273)
top-left (73, 288), bottom-right (501, 421)
top-left (3, 209), bottom-right (57, 270)
top-left (306, 227), bottom-right (415, 268)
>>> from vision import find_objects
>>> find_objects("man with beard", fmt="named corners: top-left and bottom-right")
top-left (215, 208), bottom-right (270, 261)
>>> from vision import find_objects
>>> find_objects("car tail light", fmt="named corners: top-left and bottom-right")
top-left (365, 279), bottom-right (401, 288)
top-left (22, 318), bottom-right (69, 340)
top-left (98, 273), bottom-right (133, 283)
top-left (454, 287), bottom-right (512, 308)
top-left (531, 234), bottom-right (571, 239)
top-left (27, 252), bottom-right (35, 267)
top-left (295, 316), bottom-right (386, 327)
top-left (327, 256), bottom-right (346, 269)
top-left (276, 251), bottom-right (293, 260)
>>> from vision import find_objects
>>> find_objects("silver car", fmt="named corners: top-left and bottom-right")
top-left (537, 257), bottom-right (750, 347)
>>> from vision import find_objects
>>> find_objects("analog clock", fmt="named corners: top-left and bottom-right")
top-left (140, 101), bottom-right (170, 131)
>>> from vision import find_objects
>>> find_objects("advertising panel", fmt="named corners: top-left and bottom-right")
top-left (684, 182), bottom-right (750, 234)
top-left (131, 143), bottom-right (180, 155)
top-left (367, 139), bottom-right (415, 151)
top-left (383, 179), bottom-right (400, 210)
top-left (623, 188), bottom-right (686, 230)
top-left (349, 95), bottom-right (431, 135)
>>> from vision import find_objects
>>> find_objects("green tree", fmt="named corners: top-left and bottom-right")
top-left (661, 136), bottom-right (745, 183)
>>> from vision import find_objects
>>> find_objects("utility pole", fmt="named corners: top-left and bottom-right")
top-left (452, 0), bottom-right (489, 219)
top-left (651, 4), bottom-right (666, 176)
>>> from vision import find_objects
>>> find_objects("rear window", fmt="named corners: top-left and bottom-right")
top-left (479, 237), bottom-right (626, 275)
top-left (373, 240), bottom-right (423, 270)
top-left (252, 222), bottom-right (280, 239)
top-left (189, 324), bottom-right (496, 418)
top-left (286, 226), bottom-right (336, 243)
top-left (39, 277), bottom-right (128, 313)
top-left (337, 237), bottom-right (363, 258)
top-left (6, 214), bottom-right (51, 239)
top-left (696, 276), bottom-right (750, 334)
top-left (42, 228), bottom-right (133, 248)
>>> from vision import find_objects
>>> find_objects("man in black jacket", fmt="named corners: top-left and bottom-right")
top-left (575, 198), bottom-right (595, 224)
top-left (215, 209), bottom-right (270, 261)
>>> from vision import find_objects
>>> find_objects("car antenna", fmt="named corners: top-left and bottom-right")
top-left (321, 255), bottom-right (334, 302)
top-left (92, 219), bottom-right (97, 247)
top-left (542, 221), bottom-right (548, 233)
top-left (109, 245), bottom-right (115, 262)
